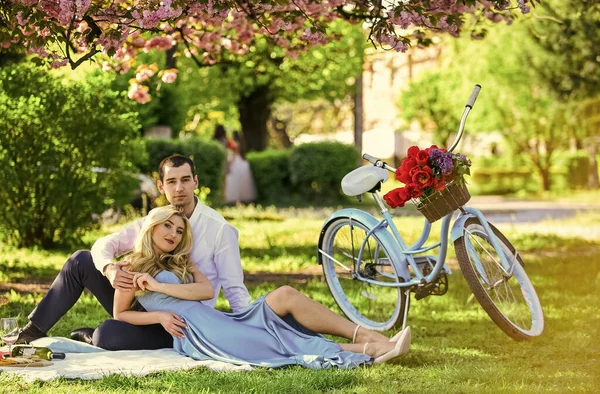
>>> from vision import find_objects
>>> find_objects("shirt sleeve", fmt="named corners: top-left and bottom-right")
top-left (90, 218), bottom-right (144, 275)
top-left (214, 223), bottom-right (252, 312)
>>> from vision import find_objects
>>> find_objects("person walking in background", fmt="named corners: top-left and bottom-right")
top-left (224, 131), bottom-right (256, 204)
top-left (213, 124), bottom-right (256, 204)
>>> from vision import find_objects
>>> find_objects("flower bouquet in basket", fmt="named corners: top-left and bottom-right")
top-left (384, 145), bottom-right (472, 222)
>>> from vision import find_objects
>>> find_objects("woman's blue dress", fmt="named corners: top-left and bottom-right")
top-left (136, 271), bottom-right (372, 369)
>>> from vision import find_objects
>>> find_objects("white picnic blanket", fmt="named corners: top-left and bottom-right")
top-left (0, 337), bottom-right (252, 382)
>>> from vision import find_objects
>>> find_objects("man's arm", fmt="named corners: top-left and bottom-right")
top-left (91, 218), bottom-right (144, 290)
top-left (214, 224), bottom-right (252, 312)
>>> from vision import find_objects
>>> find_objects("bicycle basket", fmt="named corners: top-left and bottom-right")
top-left (412, 181), bottom-right (471, 223)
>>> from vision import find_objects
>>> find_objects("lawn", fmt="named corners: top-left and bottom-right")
top-left (1, 209), bottom-right (599, 393)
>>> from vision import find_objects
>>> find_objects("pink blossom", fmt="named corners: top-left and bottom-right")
top-left (38, 27), bottom-right (51, 37)
top-left (29, 46), bottom-right (49, 58)
top-left (50, 58), bottom-right (69, 68)
top-left (160, 69), bottom-right (178, 83)
top-left (144, 36), bottom-right (173, 51)
top-left (101, 61), bottom-right (112, 72)
top-left (128, 83), bottom-right (151, 104)
top-left (132, 0), bottom-right (182, 29)
top-left (518, 0), bottom-right (531, 14)
top-left (16, 11), bottom-right (31, 26)
top-left (135, 65), bottom-right (156, 82)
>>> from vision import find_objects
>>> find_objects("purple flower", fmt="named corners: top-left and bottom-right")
top-left (438, 156), bottom-right (454, 174)
top-left (429, 148), bottom-right (444, 162)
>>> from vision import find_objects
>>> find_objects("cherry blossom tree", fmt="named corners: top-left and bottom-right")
top-left (0, 0), bottom-right (535, 150)
top-left (1, 0), bottom-right (536, 73)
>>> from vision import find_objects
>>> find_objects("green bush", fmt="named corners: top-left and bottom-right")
top-left (289, 142), bottom-right (359, 202)
top-left (142, 137), bottom-right (226, 202)
top-left (471, 169), bottom-right (537, 195)
top-left (0, 64), bottom-right (144, 248)
top-left (247, 149), bottom-right (293, 204)
top-left (564, 151), bottom-right (590, 189)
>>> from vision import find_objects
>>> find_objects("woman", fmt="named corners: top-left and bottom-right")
top-left (224, 131), bottom-right (256, 204)
top-left (114, 206), bottom-right (411, 369)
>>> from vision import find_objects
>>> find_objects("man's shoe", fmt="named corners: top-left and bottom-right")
top-left (13, 323), bottom-right (47, 345)
top-left (69, 327), bottom-right (94, 345)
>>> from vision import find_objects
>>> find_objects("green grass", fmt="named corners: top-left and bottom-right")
top-left (1, 211), bottom-right (599, 393)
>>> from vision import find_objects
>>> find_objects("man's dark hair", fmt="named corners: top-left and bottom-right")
top-left (158, 154), bottom-right (196, 181)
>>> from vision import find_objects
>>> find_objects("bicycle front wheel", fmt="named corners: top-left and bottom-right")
top-left (454, 217), bottom-right (544, 340)
top-left (319, 216), bottom-right (407, 331)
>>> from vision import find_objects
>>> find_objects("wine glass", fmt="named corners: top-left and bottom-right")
top-left (1, 318), bottom-right (19, 353)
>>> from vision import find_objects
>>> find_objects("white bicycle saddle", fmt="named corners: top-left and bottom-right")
top-left (341, 165), bottom-right (389, 196)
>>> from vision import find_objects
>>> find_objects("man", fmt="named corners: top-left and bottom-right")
top-left (13, 154), bottom-right (251, 350)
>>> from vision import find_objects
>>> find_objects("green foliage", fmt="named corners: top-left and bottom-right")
top-left (551, 150), bottom-right (590, 190)
top-left (289, 142), bottom-right (359, 201)
top-left (247, 149), bottom-right (293, 204)
top-left (142, 137), bottom-right (227, 202)
top-left (0, 64), bottom-right (144, 248)
top-left (174, 20), bottom-right (365, 149)
top-left (399, 71), bottom-right (464, 146)
top-left (528, 0), bottom-right (600, 100)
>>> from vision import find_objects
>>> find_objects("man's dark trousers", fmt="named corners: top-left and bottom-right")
top-left (29, 250), bottom-right (172, 350)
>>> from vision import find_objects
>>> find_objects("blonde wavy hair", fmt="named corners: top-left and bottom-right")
top-left (126, 206), bottom-right (194, 289)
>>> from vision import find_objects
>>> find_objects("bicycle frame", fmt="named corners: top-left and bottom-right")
top-left (323, 198), bottom-right (516, 290)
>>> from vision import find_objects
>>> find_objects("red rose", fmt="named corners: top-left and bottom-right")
top-left (409, 165), bottom-right (421, 177)
top-left (407, 146), bottom-right (420, 159)
top-left (383, 187), bottom-right (410, 208)
top-left (412, 165), bottom-right (434, 188)
top-left (416, 149), bottom-right (429, 165)
top-left (396, 169), bottom-right (411, 184)
top-left (405, 182), bottom-right (423, 198)
top-left (396, 157), bottom-right (418, 184)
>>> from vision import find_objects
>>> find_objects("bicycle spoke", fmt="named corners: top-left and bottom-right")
top-left (467, 230), bottom-right (533, 331)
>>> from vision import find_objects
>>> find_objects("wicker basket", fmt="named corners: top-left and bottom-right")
top-left (412, 181), bottom-right (471, 223)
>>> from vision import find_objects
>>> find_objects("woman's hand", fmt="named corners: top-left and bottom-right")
top-left (133, 272), bottom-right (161, 292)
top-left (158, 312), bottom-right (187, 338)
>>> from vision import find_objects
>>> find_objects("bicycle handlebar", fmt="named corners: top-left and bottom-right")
top-left (362, 153), bottom-right (379, 165)
top-left (466, 84), bottom-right (481, 108)
top-left (448, 84), bottom-right (481, 152)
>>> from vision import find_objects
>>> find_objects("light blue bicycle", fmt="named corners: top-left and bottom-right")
top-left (317, 85), bottom-right (544, 340)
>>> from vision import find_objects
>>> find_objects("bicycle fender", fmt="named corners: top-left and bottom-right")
top-left (450, 213), bottom-right (478, 243)
top-left (318, 208), bottom-right (411, 282)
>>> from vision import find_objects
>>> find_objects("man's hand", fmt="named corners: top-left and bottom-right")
top-left (105, 261), bottom-right (135, 291)
top-left (158, 312), bottom-right (187, 338)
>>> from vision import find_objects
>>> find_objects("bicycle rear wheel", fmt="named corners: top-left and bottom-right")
top-left (454, 217), bottom-right (544, 340)
top-left (318, 216), bottom-right (407, 331)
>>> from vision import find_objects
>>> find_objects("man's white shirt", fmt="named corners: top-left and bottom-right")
top-left (91, 199), bottom-right (252, 312)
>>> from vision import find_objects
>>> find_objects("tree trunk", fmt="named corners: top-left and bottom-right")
top-left (238, 84), bottom-right (273, 152)
top-left (166, 46), bottom-right (177, 69)
top-left (540, 168), bottom-right (552, 191)
top-left (268, 114), bottom-right (293, 148)
top-left (589, 148), bottom-right (600, 189)
top-left (353, 71), bottom-right (364, 164)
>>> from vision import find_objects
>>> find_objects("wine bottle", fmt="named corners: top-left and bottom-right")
top-left (10, 345), bottom-right (66, 360)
